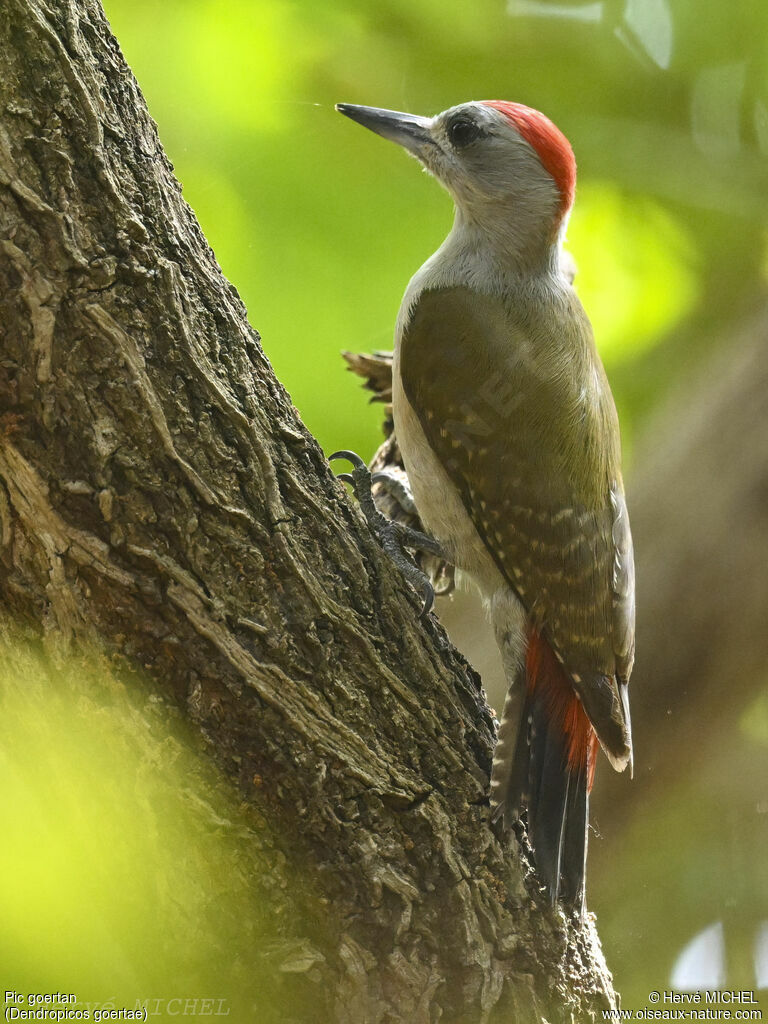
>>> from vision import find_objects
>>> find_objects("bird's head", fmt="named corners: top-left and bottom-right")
top-left (337, 100), bottom-right (576, 261)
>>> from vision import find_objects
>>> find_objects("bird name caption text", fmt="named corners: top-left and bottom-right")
top-left (4, 992), bottom-right (233, 1021)
top-left (3, 992), bottom-right (145, 1023)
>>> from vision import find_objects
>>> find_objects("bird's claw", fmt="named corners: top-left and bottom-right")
top-left (329, 450), bottom-right (367, 471)
top-left (419, 578), bottom-right (435, 619)
top-left (331, 449), bottom-right (438, 618)
top-left (371, 469), bottom-right (418, 515)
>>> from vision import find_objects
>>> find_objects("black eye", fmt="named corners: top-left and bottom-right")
top-left (447, 117), bottom-right (481, 148)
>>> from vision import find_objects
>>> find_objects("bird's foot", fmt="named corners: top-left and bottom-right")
top-left (372, 466), bottom-right (456, 599)
top-left (330, 450), bottom-right (445, 618)
top-left (370, 467), bottom-right (418, 516)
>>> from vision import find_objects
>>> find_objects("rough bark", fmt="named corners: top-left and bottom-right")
top-left (0, 1), bottom-right (617, 1020)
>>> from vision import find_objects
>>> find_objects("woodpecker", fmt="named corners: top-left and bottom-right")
top-left (335, 100), bottom-right (635, 910)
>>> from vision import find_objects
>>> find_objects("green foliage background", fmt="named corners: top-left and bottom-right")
top-left (104, 0), bottom-right (768, 464)
top-left (0, 642), bottom-right (325, 1022)
top-left (4, 0), bottom-right (768, 1014)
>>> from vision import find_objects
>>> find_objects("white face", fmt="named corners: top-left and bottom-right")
top-left (421, 103), bottom-right (559, 219)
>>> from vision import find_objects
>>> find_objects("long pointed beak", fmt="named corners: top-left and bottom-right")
top-left (336, 103), bottom-right (433, 155)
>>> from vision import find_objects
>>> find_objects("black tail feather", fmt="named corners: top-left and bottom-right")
top-left (560, 761), bottom-right (589, 912)
top-left (497, 674), bottom-right (590, 912)
top-left (526, 696), bottom-right (570, 904)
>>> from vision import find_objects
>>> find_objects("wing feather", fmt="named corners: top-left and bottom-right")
top-left (400, 284), bottom-right (634, 761)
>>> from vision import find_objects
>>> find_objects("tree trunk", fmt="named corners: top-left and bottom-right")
top-left (0, 1), bottom-right (617, 1020)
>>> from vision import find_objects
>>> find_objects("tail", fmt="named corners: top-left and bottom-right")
top-left (491, 625), bottom-right (598, 911)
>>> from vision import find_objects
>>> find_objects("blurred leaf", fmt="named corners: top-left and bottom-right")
top-left (568, 183), bottom-right (699, 363)
top-left (0, 642), bottom-right (324, 1020)
top-left (105, 0), bottom-right (768, 460)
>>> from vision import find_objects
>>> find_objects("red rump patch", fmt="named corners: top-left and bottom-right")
top-left (483, 101), bottom-right (576, 220)
top-left (526, 626), bottom-right (598, 790)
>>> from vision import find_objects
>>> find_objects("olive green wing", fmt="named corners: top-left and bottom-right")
top-left (400, 285), bottom-right (633, 763)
